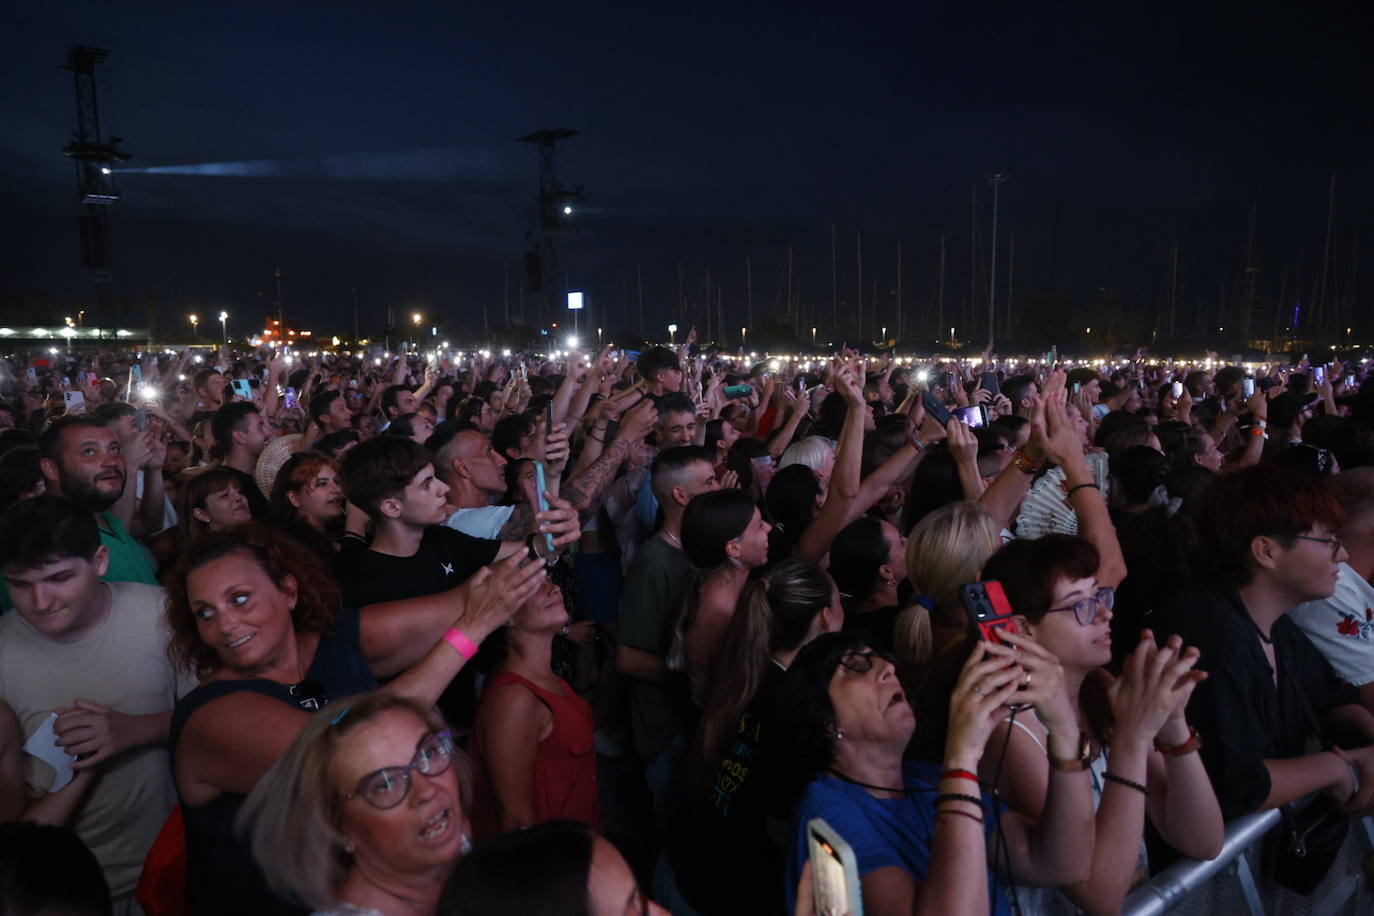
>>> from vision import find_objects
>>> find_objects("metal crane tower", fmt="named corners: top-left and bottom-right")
top-left (517, 128), bottom-right (583, 327)
top-left (61, 45), bottom-right (132, 318)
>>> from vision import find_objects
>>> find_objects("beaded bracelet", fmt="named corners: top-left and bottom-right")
top-left (1102, 772), bottom-right (1150, 796)
top-left (933, 792), bottom-right (984, 809)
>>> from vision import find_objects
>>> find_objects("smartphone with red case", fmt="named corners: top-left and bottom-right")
top-left (961, 580), bottom-right (1020, 645)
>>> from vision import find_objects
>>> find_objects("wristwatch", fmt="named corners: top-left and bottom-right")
top-left (1012, 449), bottom-right (1045, 475)
top-left (1047, 732), bottom-right (1093, 772)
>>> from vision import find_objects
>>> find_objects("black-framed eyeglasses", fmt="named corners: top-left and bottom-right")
top-left (838, 648), bottom-right (896, 674)
top-left (339, 730), bottom-right (455, 810)
top-left (1045, 586), bottom-right (1114, 627)
top-left (290, 679), bottom-right (329, 712)
top-left (1292, 534), bottom-right (1343, 559)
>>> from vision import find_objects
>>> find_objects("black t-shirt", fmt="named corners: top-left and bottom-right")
top-left (224, 465), bottom-right (270, 519)
top-left (336, 526), bottom-right (500, 608)
top-left (1149, 584), bottom-right (1359, 818)
top-left (335, 526), bottom-right (501, 728)
top-left (671, 664), bottom-right (790, 915)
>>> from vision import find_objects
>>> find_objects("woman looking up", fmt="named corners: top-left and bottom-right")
top-left (777, 632), bottom-right (1095, 914)
top-left (672, 488), bottom-right (772, 706)
top-left (468, 578), bottom-right (599, 838)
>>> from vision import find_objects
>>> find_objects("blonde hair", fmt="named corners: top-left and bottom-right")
top-left (778, 436), bottom-right (834, 475)
top-left (895, 502), bottom-right (1002, 669)
top-left (236, 692), bottom-right (463, 908)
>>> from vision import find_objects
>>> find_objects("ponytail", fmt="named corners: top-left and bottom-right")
top-left (689, 579), bottom-right (774, 794)
top-left (893, 604), bottom-right (934, 673)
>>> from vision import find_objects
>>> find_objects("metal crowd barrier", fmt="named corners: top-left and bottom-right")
top-left (1123, 811), bottom-right (1374, 915)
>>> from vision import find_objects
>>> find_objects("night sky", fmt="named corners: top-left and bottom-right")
top-left (3, 1), bottom-right (1371, 346)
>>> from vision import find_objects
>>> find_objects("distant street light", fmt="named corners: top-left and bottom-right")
top-left (668, 323), bottom-right (678, 345)
top-left (189, 314), bottom-right (199, 338)
top-left (219, 311), bottom-right (229, 343)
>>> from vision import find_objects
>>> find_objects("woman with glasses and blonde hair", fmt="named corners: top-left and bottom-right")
top-left (240, 691), bottom-right (471, 916)
top-left (977, 533), bottom-right (1223, 912)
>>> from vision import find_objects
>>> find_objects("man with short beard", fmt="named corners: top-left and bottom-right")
top-left (35, 416), bottom-right (158, 586)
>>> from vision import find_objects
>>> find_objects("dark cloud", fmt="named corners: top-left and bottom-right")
top-left (2, 1), bottom-right (1370, 342)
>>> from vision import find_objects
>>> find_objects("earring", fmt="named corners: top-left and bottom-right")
top-left (885, 578), bottom-right (896, 589)
top-left (344, 842), bottom-right (356, 854)
top-left (835, 729), bottom-right (845, 741)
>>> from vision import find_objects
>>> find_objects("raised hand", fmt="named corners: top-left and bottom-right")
top-left (945, 642), bottom-right (1024, 766)
top-left (946, 417), bottom-right (978, 466)
top-left (618, 398), bottom-right (658, 442)
top-left (455, 551), bottom-right (548, 636)
top-left (1107, 631), bottom-right (1207, 749)
top-left (536, 492), bottom-right (581, 549)
top-left (987, 632), bottom-right (1077, 738)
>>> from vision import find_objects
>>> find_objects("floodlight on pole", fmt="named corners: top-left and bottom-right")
top-left (189, 313), bottom-right (199, 338)
top-left (668, 323), bottom-right (678, 345)
top-left (219, 311), bottom-right (229, 342)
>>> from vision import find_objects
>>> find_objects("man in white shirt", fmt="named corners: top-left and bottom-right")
top-left (0, 495), bottom-right (192, 913)
top-left (1290, 468), bottom-right (1374, 714)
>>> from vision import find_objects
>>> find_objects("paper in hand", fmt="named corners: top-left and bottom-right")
top-left (22, 712), bottom-right (75, 792)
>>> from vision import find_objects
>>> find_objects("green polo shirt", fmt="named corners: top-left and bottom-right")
top-left (97, 511), bottom-right (159, 586)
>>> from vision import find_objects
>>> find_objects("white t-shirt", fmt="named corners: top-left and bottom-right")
top-left (1289, 562), bottom-right (1374, 686)
top-left (0, 581), bottom-right (196, 896)
top-left (445, 504), bottom-right (516, 539)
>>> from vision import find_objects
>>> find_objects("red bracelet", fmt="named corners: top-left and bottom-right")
top-left (941, 768), bottom-right (981, 784)
top-left (1154, 725), bottom-right (1202, 757)
top-left (443, 627), bottom-right (479, 660)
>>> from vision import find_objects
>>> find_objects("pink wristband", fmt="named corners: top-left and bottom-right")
top-left (443, 628), bottom-right (479, 660)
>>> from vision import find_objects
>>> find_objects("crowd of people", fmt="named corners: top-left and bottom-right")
top-left (2, 335), bottom-right (1374, 915)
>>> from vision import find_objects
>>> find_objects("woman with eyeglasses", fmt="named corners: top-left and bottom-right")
top-left (977, 534), bottom-right (1223, 913)
top-left (775, 631), bottom-right (1095, 914)
top-left (164, 524), bottom-right (546, 916)
top-left (241, 691), bottom-right (470, 916)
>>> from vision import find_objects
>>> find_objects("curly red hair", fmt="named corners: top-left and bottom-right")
top-left (165, 522), bottom-right (342, 679)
